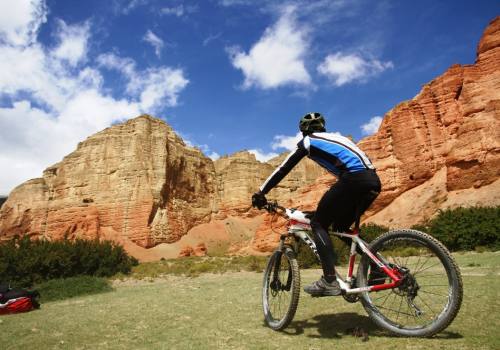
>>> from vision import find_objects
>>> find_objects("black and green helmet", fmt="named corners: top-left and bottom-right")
top-left (299, 112), bottom-right (326, 133)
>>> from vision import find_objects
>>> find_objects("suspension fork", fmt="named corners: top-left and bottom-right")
top-left (270, 235), bottom-right (288, 289)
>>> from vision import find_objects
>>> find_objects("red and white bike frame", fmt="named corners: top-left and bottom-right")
top-left (333, 229), bottom-right (402, 294)
top-left (280, 207), bottom-right (403, 295)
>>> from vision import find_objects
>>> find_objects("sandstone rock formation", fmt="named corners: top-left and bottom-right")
top-left (0, 116), bottom-right (216, 249)
top-left (1, 17), bottom-right (499, 260)
top-left (213, 151), bottom-right (325, 218)
top-left (178, 243), bottom-right (207, 257)
top-left (360, 16), bottom-right (500, 224)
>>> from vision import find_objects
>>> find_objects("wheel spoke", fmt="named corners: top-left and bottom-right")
top-left (416, 294), bottom-right (437, 315)
top-left (376, 291), bottom-right (393, 308)
top-left (419, 284), bottom-right (449, 287)
top-left (396, 295), bottom-right (405, 322)
top-left (414, 255), bottom-right (432, 274)
top-left (419, 290), bottom-right (449, 297)
top-left (414, 261), bottom-right (443, 275)
top-left (375, 304), bottom-right (419, 318)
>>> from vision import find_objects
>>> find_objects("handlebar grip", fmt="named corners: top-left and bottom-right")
top-left (264, 201), bottom-right (284, 213)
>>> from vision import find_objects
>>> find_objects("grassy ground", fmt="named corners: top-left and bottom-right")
top-left (1, 251), bottom-right (499, 350)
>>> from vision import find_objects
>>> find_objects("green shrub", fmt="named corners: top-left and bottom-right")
top-left (296, 240), bottom-right (320, 269)
top-left (427, 206), bottom-right (500, 251)
top-left (128, 256), bottom-right (269, 279)
top-left (359, 223), bottom-right (389, 243)
top-left (0, 237), bottom-right (138, 288)
top-left (35, 276), bottom-right (113, 302)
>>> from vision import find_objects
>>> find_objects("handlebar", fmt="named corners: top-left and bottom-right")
top-left (262, 201), bottom-right (285, 213)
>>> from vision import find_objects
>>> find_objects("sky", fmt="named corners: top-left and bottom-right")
top-left (0, 0), bottom-right (497, 195)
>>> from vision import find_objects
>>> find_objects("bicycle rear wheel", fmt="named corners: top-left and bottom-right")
top-left (357, 229), bottom-right (463, 337)
top-left (262, 247), bottom-right (300, 331)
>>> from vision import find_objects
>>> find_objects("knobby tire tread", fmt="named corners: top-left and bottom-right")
top-left (262, 247), bottom-right (300, 331)
top-left (357, 229), bottom-right (463, 337)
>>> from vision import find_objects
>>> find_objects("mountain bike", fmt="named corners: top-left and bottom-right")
top-left (260, 201), bottom-right (463, 337)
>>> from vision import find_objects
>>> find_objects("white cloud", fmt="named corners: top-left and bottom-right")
top-left (361, 116), bottom-right (382, 135)
top-left (227, 6), bottom-right (311, 89)
top-left (317, 52), bottom-right (393, 86)
top-left (143, 29), bottom-right (164, 58)
top-left (218, 0), bottom-right (253, 6)
top-left (178, 134), bottom-right (220, 161)
top-left (160, 4), bottom-right (197, 17)
top-left (0, 12), bottom-right (189, 195)
top-left (248, 149), bottom-right (279, 162)
top-left (121, 0), bottom-right (147, 15)
top-left (160, 5), bottom-right (184, 17)
top-left (246, 132), bottom-right (302, 163)
top-left (203, 32), bottom-right (222, 46)
top-left (0, 0), bottom-right (47, 46)
top-left (96, 52), bottom-right (135, 76)
top-left (269, 130), bottom-right (343, 151)
top-left (52, 19), bottom-right (90, 67)
top-left (208, 152), bottom-right (220, 161)
top-left (271, 132), bottom-right (303, 151)
top-left (98, 52), bottom-right (188, 111)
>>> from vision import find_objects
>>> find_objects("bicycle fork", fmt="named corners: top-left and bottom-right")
top-left (271, 238), bottom-right (293, 292)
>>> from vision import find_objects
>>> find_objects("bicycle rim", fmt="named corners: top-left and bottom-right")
top-left (359, 230), bottom-right (463, 337)
top-left (262, 248), bottom-right (300, 330)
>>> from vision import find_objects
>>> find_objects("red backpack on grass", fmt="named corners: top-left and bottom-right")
top-left (0, 283), bottom-right (40, 315)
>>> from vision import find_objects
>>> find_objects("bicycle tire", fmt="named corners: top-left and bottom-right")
top-left (262, 247), bottom-right (300, 331)
top-left (357, 229), bottom-right (463, 337)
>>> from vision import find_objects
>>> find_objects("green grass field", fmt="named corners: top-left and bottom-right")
top-left (1, 251), bottom-right (499, 349)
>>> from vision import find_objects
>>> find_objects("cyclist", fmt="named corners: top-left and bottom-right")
top-left (252, 112), bottom-right (381, 296)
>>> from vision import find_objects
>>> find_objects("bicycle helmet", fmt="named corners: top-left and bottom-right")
top-left (299, 112), bottom-right (326, 134)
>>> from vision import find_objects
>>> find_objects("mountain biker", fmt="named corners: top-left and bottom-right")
top-left (252, 112), bottom-right (381, 297)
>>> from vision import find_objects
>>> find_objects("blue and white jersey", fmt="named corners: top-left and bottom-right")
top-left (304, 132), bottom-right (374, 176)
top-left (260, 132), bottom-right (375, 194)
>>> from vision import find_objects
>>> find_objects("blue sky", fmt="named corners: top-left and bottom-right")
top-left (0, 0), bottom-right (497, 195)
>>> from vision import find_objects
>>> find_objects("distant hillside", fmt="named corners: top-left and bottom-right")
top-left (0, 197), bottom-right (7, 208)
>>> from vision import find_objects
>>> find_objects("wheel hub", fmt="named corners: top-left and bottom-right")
top-left (393, 267), bottom-right (420, 298)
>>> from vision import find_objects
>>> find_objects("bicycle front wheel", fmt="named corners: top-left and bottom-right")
top-left (357, 229), bottom-right (463, 337)
top-left (262, 247), bottom-right (300, 331)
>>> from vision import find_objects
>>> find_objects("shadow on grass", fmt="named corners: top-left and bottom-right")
top-left (281, 312), bottom-right (462, 340)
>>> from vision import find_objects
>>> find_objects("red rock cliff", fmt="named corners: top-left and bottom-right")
top-left (358, 16), bottom-right (500, 226)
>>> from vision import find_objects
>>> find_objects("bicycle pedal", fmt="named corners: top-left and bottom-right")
top-left (309, 292), bottom-right (342, 298)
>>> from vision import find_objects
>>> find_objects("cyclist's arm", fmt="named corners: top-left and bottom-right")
top-left (259, 142), bottom-right (307, 195)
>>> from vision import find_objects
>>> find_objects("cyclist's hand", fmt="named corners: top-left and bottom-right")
top-left (252, 192), bottom-right (267, 209)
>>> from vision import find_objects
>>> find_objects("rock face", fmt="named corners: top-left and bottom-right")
top-left (1, 17), bottom-right (499, 260)
top-left (360, 16), bottom-right (500, 221)
top-left (213, 151), bottom-right (325, 218)
top-left (0, 116), bottom-right (216, 248)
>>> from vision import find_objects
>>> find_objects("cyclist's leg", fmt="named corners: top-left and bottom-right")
top-left (310, 180), bottom-right (352, 282)
top-left (310, 171), bottom-right (381, 282)
top-left (321, 170), bottom-right (382, 259)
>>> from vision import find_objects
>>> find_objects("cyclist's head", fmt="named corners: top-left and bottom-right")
top-left (299, 112), bottom-right (326, 135)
